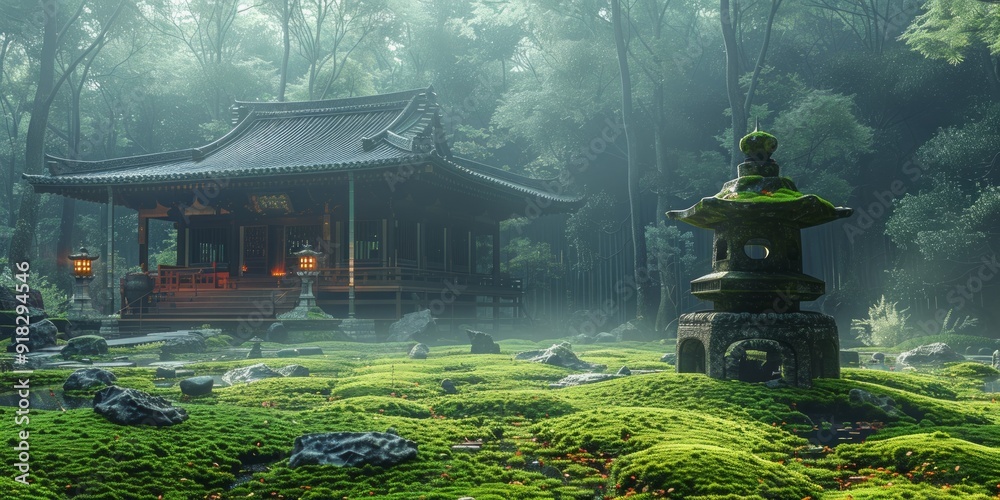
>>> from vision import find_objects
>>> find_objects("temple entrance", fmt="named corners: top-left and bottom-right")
top-left (241, 226), bottom-right (268, 276)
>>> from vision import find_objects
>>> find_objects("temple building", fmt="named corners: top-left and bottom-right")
top-left (25, 88), bottom-right (581, 331)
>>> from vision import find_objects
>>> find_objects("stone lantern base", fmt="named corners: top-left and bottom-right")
top-left (675, 311), bottom-right (839, 387)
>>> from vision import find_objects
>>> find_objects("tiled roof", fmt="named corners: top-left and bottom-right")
top-left (24, 88), bottom-right (580, 205)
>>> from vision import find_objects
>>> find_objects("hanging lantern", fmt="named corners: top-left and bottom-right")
top-left (68, 246), bottom-right (99, 278)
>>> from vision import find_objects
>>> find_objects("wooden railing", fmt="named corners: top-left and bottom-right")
top-left (316, 266), bottom-right (522, 290)
top-left (155, 263), bottom-right (229, 291)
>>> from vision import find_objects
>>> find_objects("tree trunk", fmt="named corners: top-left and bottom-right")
top-left (7, 2), bottom-right (58, 272)
top-left (278, 0), bottom-right (291, 102)
top-left (720, 0), bottom-right (746, 175)
top-left (611, 0), bottom-right (651, 325)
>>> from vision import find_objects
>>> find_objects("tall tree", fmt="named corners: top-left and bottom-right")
top-left (720, 0), bottom-right (782, 172)
top-left (611, 0), bottom-right (651, 324)
top-left (7, 0), bottom-right (125, 273)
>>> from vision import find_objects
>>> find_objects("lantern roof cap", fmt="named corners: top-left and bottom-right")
top-left (293, 242), bottom-right (322, 257)
top-left (247, 336), bottom-right (265, 343)
top-left (69, 246), bottom-right (99, 260)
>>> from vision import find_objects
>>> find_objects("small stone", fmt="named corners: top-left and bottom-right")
top-left (156, 367), bottom-right (176, 379)
top-left (266, 322), bottom-right (289, 343)
top-left (222, 363), bottom-right (282, 385)
top-left (63, 368), bottom-right (117, 391)
top-left (870, 352), bottom-right (886, 363)
top-left (161, 335), bottom-right (206, 355)
top-left (467, 330), bottom-right (501, 354)
top-left (179, 376), bottom-right (214, 396)
top-left (594, 332), bottom-right (617, 343)
top-left (277, 364), bottom-right (310, 377)
top-left (514, 342), bottom-right (604, 371)
top-left (616, 366), bottom-right (632, 376)
top-left (441, 379), bottom-right (458, 394)
top-left (387, 309), bottom-right (437, 342)
top-left (409, 343), bottom-right (430, 360)
top-left (296, 347), bottom-right (324, 356)
top-left (276, 348), bottom-right (300, 358)
top-left (660, 352), bottom-right (677, 364)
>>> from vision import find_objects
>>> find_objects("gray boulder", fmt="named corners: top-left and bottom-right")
top-left (660, 352), bottom-right (677, 364)
top-left (870, 352), bottom-right (886, 363)
top-left (296, 346), bottom-right (324, 356)
top-left (611, 321), bottom-right (654, 342)
top-left (408, 343), bottom-right (430, 360)
top-left (276, 348), bottom-right (300, 358)
top-left (222, 363), bottom-right (283, 385)
top-left (266, 322), bottom-right (289, 343)
top-left (63, 368), bottom-right (117, 391)
top-left (179, 376), bottom-right (214, 396)
top-left (570, 333), bottom-right (594, 345)
top-left (514, 342), bottom-right (605, 371)
top-left (62, 335), bottom-right (108, 359)
top-left (897, 343), bottom-right (965, 367)
top-left (849, 388), bottom-right (901, 417)
top-left (7, 319), bottom-right (58, 352)
top-left (93, 386), bottom-right (188, 426)
top-left (277, 364), bottom-right (310, 377)
top-left (387, 309), bottom-right (436, 342)
top-left (288, 432), bottom-right (418, 468)
top-left (467, 329), bottom-right (501, 354)
top-left (161, 335), bottom-right (206, 355)
top-left (441, 379), bottom-right (458, 394)
top-left (594, 332), bottom-right (617, 343)
top-left (616, 365), bottom-right (632, 376)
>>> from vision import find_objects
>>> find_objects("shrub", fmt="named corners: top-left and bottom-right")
top-left (852, 295), bottom-right (913, 346)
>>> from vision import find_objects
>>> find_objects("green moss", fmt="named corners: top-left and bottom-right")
top-left (609, 443), bottom-right (821, 499)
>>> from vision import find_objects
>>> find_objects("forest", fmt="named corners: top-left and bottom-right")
top-left (2, 0), bottom-right (1000, 358)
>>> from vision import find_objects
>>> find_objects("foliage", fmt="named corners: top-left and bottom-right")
top-left (852, 295), bottom-right (913, 347)
top-left (500, 236), bottom-right (563, 290)
top-left (893, 334), bottom-right (999, 355)
top-left (0, 257), bottom-right (68, 317)
top-left (901, 0), bottom-right (1000, 64)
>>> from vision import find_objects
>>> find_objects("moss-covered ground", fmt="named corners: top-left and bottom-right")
top-left (2, 338), bottom-right (1000, 499)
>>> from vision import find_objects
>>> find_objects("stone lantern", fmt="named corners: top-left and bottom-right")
top-left (667, 129), bottom-right (853, 387)
top-left (292, 243), bottom-right (321, 311)
top-left (68, 246), bottom-right (100, 319)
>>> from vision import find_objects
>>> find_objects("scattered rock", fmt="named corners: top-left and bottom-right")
top-left (870, 352), bottom-right (886, 364)
top-left (387, 309), bottom-right (437, 342)
top-left (61, 335), bottom-right (108, 359)
top-left (277, 364), bottom-right (310, 377)
top-left (549, 373), bottom-right (619, 388)
top-left (7, 319), bottom-right (58, 353)
top-left (616, 365), bottom-right (632, 376)
top-left (467, 330), bottom-right (501, 354)
top-left (514, 342), bottom-right (605, 371)
top-left (849, 388), bottom-right (901, 416)
top-left (179, 376), bottom-right (214, 396)
top-left (93, 386), bottom-right (188, 426)
top-left (161, 335), bottom-right (206, 355)
top-left (570, 333), bottom-right (595, 345)
top-left (288, 432), bottom-right (418, 468)
top-left (441, 379), bottom-right (457, 394)
top-left (63, 368), bottom-right (117, 391)
top-left (276, 348), bottom-right (300, 358)
top-left (660, 352), bottom-right (677, 364)
top-left (296, 347), bottom-right (324, 356)
top-left (594, 332), bottom-right (617, 343)
top-left (266, 322), bottom-right (288, 343)
top-left (896, 343), bottom-right (965, 367)
top-left (611, 321), bottom-right (654, 342)
top-left (174, 369), bottom-right (195, 378)
top-left (222, 363), bottom-right (283, 385)
top-left (155, 367), bottom-right (177, 378)
top-left (409, 343), bottom-right (430, 359)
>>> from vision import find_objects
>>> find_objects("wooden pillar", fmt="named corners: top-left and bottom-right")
top-left (177, 225), bottom-right (188, 266)
top-left (492, 221), bottom-right (501, 332)
top-left (322, 211), bottom-right (332, 268)
top-left (107, 187), bottom-right (117, 313)
top-left (382, 218), bottom-right (389, 268)
top-left (348, 172), bottom-right (356, 318)
top-left (138, 215), bottom-right (149, 272)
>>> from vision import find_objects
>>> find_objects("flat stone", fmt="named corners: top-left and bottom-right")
top-left (93, 386), bottom-right (188, 426)
top-left (897, 343), bottom-right (965, 367)
top-left (156, 367), bottom-right (176, 378)
top-left (514, 342), bottom-right (605, 371)
top-left (276, 349), bottom-right (300, 358)
top-left (160, 334), bottom-right (206, 355)
top-left (549, 373), bottom-right (619, 388)
top-left (288, 432), bottom-right (418, 468)
top-left (296, 347), bottom-right (324, 356)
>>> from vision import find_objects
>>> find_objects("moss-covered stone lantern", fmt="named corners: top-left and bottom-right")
top-left (667, 129), bottom-right (852, 387)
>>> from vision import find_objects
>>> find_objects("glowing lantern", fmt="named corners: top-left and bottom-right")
top-left (68, 247), bottom-right (99, 278)
top-left (294, 243), bottom-right (321, 273)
